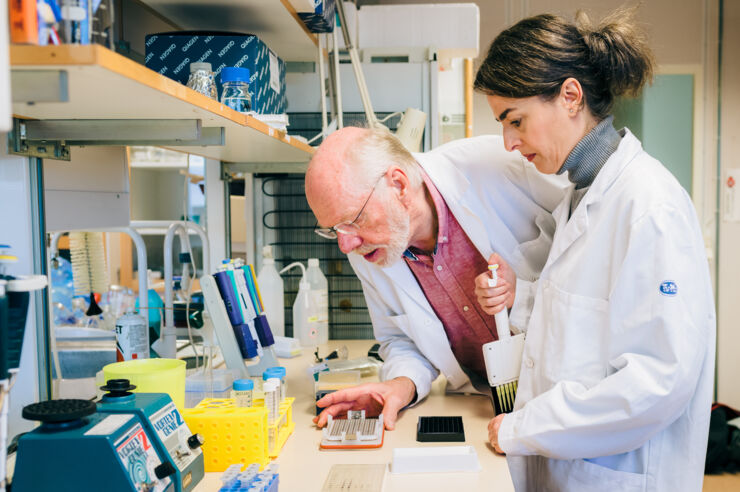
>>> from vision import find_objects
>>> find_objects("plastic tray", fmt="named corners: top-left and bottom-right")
top-left (390, 446), bottom-right (481, 474)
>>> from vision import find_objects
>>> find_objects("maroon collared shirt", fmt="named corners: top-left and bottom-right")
top-left (404, 171), bottom-right (500, 380)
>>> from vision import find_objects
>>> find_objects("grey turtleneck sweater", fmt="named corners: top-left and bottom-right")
top-left (557, 115), bottom-right (622, 215)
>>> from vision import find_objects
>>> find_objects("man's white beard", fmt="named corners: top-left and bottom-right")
top-left (355, 200), bottom-right (411, 268)
top-left (378, 201), bottom-right (411, 267)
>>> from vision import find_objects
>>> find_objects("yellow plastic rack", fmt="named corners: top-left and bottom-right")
top-left (182, 397), bottom-right (295, 472)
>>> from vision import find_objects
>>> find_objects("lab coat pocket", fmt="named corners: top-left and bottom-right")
top-left (544, 283), bottom-right (609, 385)
top-left (551, 458), bottom-right (646, 491)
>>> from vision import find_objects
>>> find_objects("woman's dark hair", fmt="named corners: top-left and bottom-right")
top-left (474, 7), bottom-right (655, 119)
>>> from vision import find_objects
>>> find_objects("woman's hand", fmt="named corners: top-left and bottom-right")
top-left (488, 413), bottom-right (506, 454)
top-left (475, 253), bottom-right (516, 315)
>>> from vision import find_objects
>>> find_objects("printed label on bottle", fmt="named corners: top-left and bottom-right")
top-left (310, 290), bottom-right (329, 323)
top-left (318, 291), bottom-right (329, 322)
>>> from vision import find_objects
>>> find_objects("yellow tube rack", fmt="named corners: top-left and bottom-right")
top-left (182, 397), bottom-right (295, 472)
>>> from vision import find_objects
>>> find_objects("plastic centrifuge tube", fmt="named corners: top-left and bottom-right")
top-left (231, 379), bottom-right (254, 407)
top-left (264, 366), bottom-right (287, 403)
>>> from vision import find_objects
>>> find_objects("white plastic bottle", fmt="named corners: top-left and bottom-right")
top-left (306, 258), bottom-right (329, 345)
top-left (293, 276), bottom-right (322, 347)
top-left (257, 246), bottom-right (285, 337)
top-left (280, 262), bottom-right (321, 347)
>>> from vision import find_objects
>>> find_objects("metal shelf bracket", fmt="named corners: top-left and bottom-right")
top-left (8, 118), bottom-right (226, 161)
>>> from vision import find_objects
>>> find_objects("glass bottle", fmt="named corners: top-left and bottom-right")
top-left (220, 67), bottom-right (252, 113)
top-left (186, 62), bottom-right (218, 100)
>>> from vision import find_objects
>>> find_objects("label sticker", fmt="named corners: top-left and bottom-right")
top-left (659, 281), bottom-right (677, 296)
top-left (85, 414), bottom-right (134, 436)
top-left (151, 402), bottom-right (201, 471)
top-left (724, 169), bottom-right (740, 222)
top-left (116, 424), bottom-right (170, 492)
top-left (269, 50), bottom-right (280, 94)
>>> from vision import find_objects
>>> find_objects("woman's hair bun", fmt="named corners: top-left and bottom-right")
top-left (576, 7), bottom-right (654, 99)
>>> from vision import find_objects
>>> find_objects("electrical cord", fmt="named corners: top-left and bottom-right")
top-left (379, 111), bottom-right (403, 123)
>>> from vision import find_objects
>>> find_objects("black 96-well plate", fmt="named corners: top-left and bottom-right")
top-left (417, 416), bottom-right (465, 442)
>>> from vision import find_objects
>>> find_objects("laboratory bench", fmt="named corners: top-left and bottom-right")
top-left (194, 339), bottom-right (514, 492)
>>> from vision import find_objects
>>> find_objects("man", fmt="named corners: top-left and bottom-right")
top-left (305, 127), bottom-right (566, 429)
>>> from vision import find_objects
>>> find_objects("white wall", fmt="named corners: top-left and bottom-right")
top-left (130, 168), bottom-right (187, 221)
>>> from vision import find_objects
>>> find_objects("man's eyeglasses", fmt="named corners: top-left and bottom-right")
top-left (314, 173), bottom-right (385, 239)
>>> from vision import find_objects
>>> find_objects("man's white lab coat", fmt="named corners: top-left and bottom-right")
top-left (499, 130), bottom-right (716, 491)
top-left (348, 135), bottom-right (566, 400)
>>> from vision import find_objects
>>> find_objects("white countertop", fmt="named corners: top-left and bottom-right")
top-left (194, 340), bottom-right (514, 492)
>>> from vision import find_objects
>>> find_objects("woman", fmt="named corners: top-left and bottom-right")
top-left (473, 8), bottom-right (715, 492)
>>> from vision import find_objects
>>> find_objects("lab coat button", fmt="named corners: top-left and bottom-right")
top-left (436, 265), bottom-right (443, 271)
top-left (525, 358), bottom-right (534, 368)
top-left (463, 305), bottom-right (469, 312)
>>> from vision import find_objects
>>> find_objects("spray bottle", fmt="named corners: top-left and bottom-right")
top-left (257, 246), bottom-right (285, 337)
top-left (280, 262), bottom-right (321, 347)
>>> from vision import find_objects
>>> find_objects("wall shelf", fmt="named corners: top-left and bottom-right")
top-left (138, 0), bottom-right (319, 62)
top-left (11, 44), bottom-right (314, 164)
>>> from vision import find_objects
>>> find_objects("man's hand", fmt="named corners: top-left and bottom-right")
top-left (312, 376), bottom-right (416, 430)
top-left (488, 413), bottom-right (506, 454)
top-left (475, 253), bottom-right (516, 315)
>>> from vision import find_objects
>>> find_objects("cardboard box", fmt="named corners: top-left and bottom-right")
top-left (145, 31), bottom-right (287, 115)
top-left (296, 0), bottom-right (335, 33)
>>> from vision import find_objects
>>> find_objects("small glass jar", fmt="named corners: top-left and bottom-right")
top-left (186, 62), bottom-right (218, 100)
top-left (230, 378), bottom-right (254, 407)
top-left (220, 67), bottom-right (252, 113)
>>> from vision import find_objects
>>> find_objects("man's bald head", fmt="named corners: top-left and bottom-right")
top-left (305, 127), bottom-right (368, 209)
top-left (305, 127), bottom-right (420, 227)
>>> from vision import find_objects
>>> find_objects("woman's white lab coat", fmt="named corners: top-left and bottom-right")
top-left (347, 135), bottom-right (567, 400)
top-left (499, 129), bottom-right (716, 491)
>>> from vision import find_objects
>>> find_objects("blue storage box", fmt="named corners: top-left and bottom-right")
top-left (144, 31), bottom-right (287, 114)
top-left (297, 0), bottom-right (335, 33)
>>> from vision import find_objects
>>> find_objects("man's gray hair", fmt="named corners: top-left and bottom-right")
top-left (344, 127), bottom-right (423, 192)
